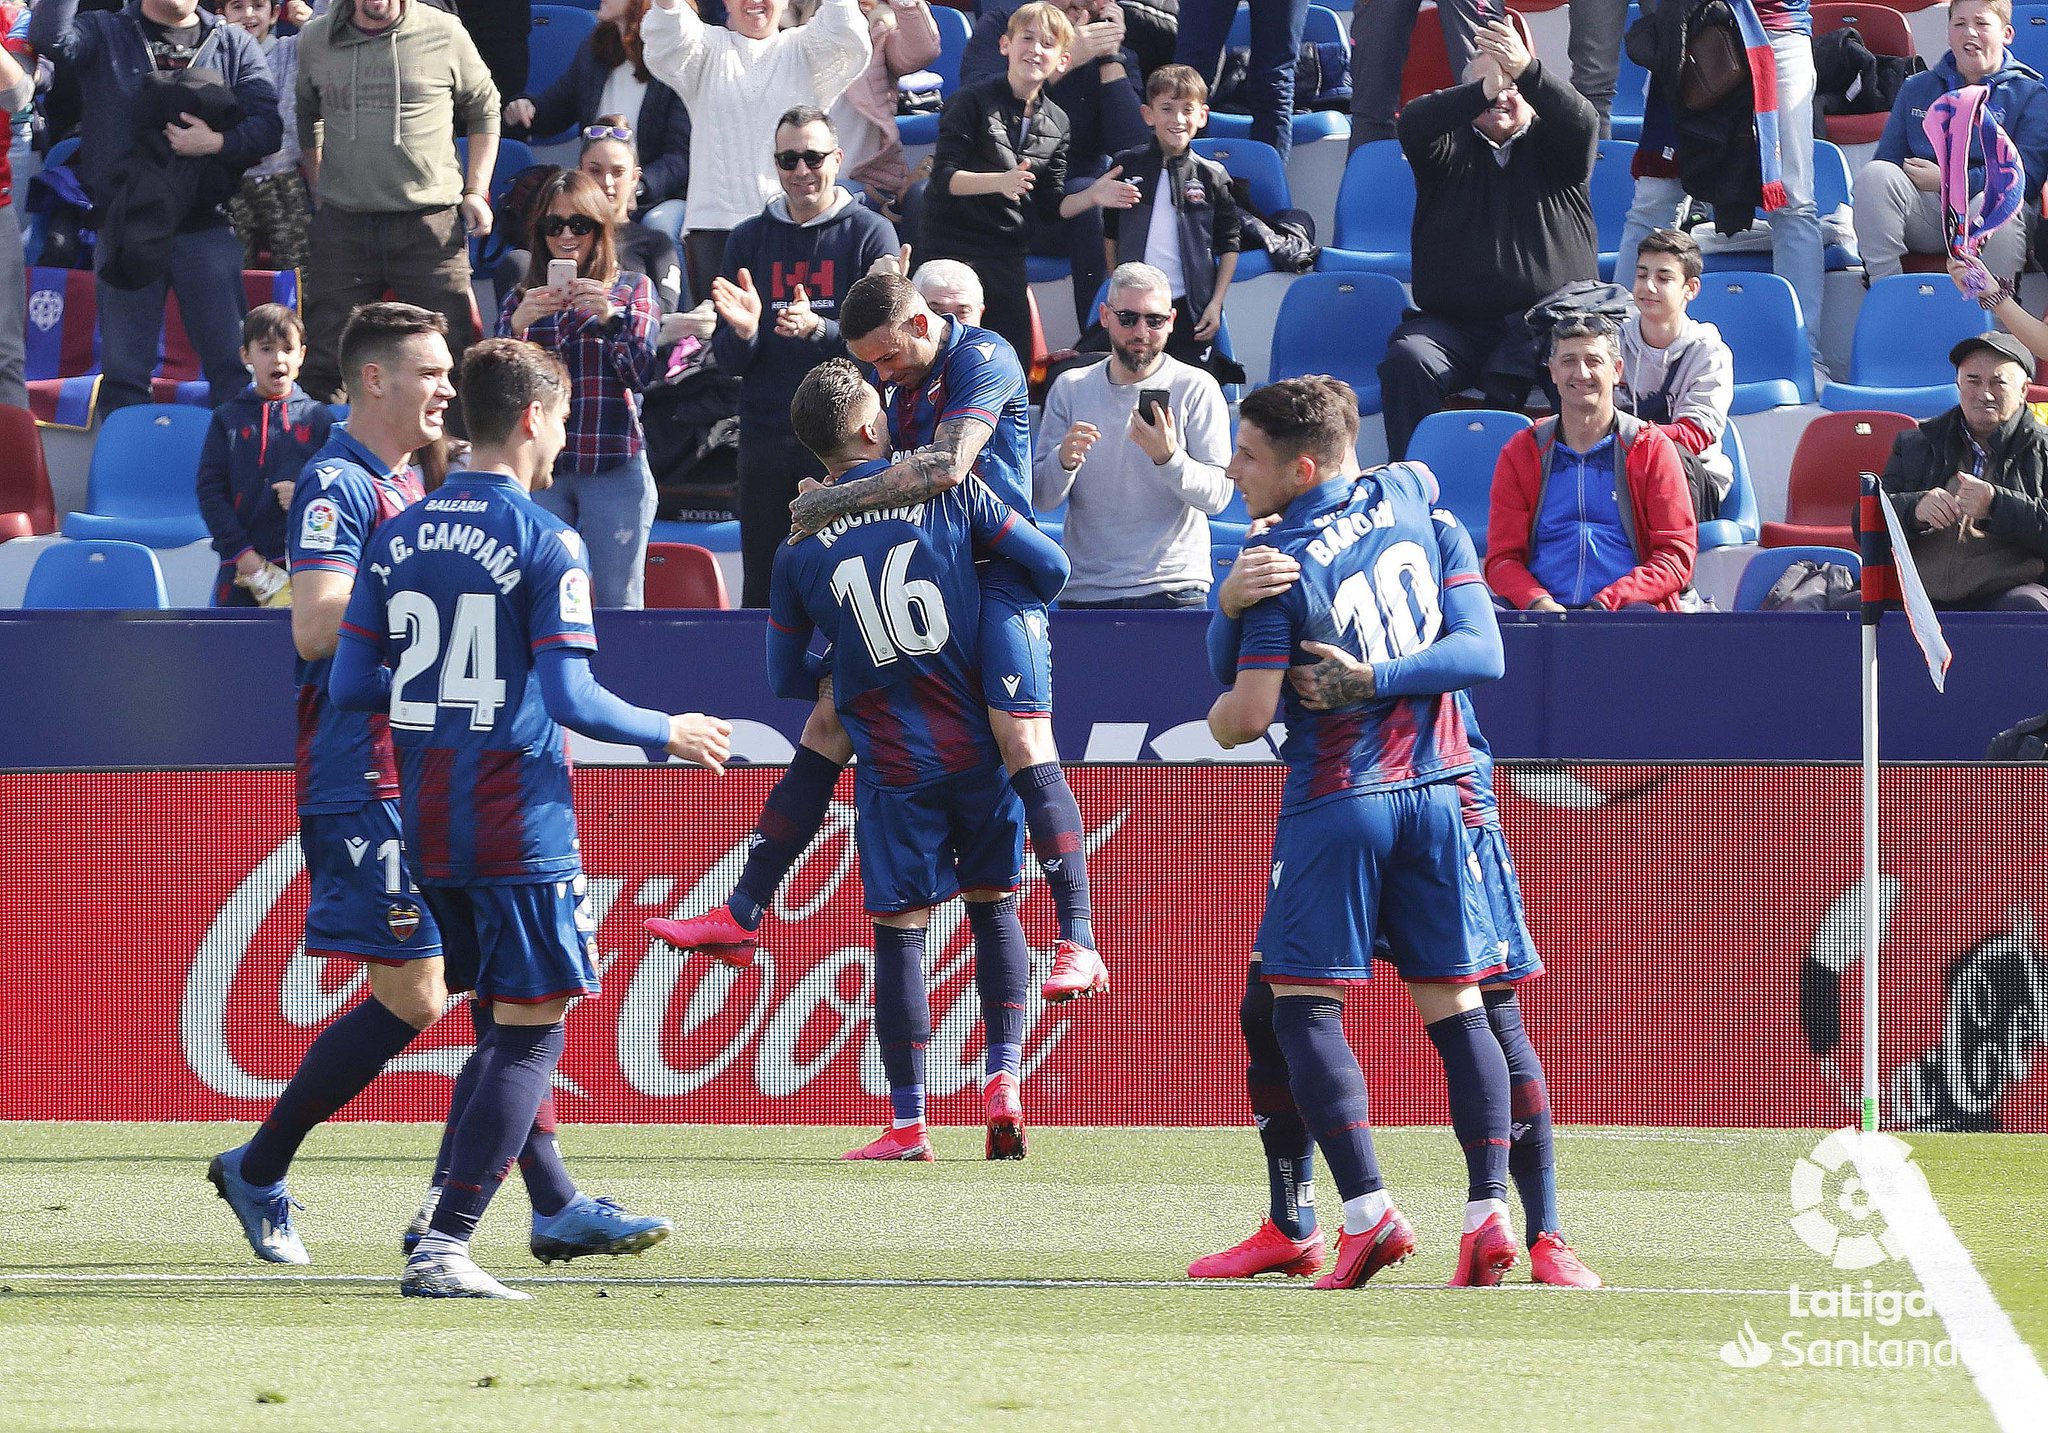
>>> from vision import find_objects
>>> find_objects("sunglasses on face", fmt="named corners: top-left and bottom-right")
top-left (582, 123), bottom-right (633, 142)
top-left (775, 149), bottom-right (834, 171)
top-left (539, 214), bottom-right (600, 237)
top-left (1109, 308), bottom-right (1171, 330)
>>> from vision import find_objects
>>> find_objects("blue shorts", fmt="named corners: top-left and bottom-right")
top-left (1470, 820), bottom-right (1543, 983)
top-left (300, 801), bottom-right (441, 965)
top-left (855, 764), bottom-right (1024, 914)
top-left (423, 876), bottom-right (599, 1005)
top-left (1255, 782), bottom-right (1501, 985)
top-left (979, 572), bottom-right (1053, 716)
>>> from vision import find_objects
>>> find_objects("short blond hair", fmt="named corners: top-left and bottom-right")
top-left (1955, 0), bottom-right (2014, 25)
top-left (1008, 1), bottom-right (1075, 53)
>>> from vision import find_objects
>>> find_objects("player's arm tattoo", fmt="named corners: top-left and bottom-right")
top-left (1290, 652), bottom-right (1377, 709)
top-left (788, 417), bottom-right (990, 537)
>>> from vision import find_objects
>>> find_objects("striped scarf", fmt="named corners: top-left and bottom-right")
top-left (1924, 84), bottom-right (2025, 297)
top-left (1727, 0), bottom-right (1786, 211)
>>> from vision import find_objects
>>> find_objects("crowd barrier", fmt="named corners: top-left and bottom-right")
top-left (4, 764), bottom-right (2042, 1132)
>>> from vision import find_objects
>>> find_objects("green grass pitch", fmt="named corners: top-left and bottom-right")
top-left (1, 1123), bottom-right (2042, 1431)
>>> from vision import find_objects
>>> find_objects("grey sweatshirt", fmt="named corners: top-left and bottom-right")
top-left (1619, 314), bottom-right (1735, 493)
top-left (1032, 354), bottom-right (1232, 603)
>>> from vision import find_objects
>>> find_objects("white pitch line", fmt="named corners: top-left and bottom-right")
top-left (0, 1272), bottom-right (1786, 1295)
top-left (1850, 1132), bottom-right (2048, 1433)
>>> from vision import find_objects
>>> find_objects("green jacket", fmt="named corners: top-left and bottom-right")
top-left (297, 0), bottom-right (499, 213)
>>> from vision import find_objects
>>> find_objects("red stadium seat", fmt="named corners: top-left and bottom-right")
top-left (1760, 410), bottom-right (1917, 549)
top-left (1402, 6), bottom-right (1535, 107)
top-left (156, 271), bottom-right (302, 406)
top-left (0, 403), bottom-right (57, 534)
top-left (643, 542), bottom-right (731, 609)
top-left (1811, 4), bottom-right (1916, 145)
top-left (0, 510), bottom-right (32, 542)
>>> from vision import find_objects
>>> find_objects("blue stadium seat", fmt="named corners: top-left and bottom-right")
top-left (23, 540), bottom-right (169, 609)
top-left (1202, 10), bottom-right (1354, 148)
top-left (1192, 138), bottom-right (1290, 279)
top-left (1688, 273), bottom-right (1817, 413)
top-left (1269, 271), bottom-right (1408, 413)
top-left (1593, 139), bottom-right (1636, 280)
top-left (1733, 544), bottom-right (1862, 610)
top-left (1026, 254), bottom-right (1073, 285)
top-left (527, 7), bottom-right (599, 133)
top-left (1403, 409), bottom-right (1532, 558)
top-left (1321, 141), bottom-right (1414, 281)
top-left (1697, 420), bottom-right (1760, 550)
top-left (1700, 141), bottom-right (1858, 274)
top-left (455, 137), bottom-right (538, 204)
top-left (1821, 275), bottom-right (1991, 417)
top-left (649, 518), bottom-right (741, 551)
top-left (2012, 8), bottom-right (2048, 73)
top-left (60, 405), bottom-right (211, 547)
top-left (897, 6), bottom-right (974, 146)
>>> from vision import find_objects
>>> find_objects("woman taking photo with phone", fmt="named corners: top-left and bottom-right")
top-left (499, 169), bottom-right (665, 608)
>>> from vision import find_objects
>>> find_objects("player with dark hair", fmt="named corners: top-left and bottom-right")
top-left (651, 272), bottom-right (1109, 1017)
top-left (1204, 376), bottom-right (1527, 1290)
top-left (773, 359), bottom-right (1071, 1159)
top-left (326, 337), bottom-right (732, 1298)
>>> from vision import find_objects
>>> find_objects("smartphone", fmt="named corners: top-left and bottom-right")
top-left (1138, 389), bottom-right (1170, 425)
top-left (546, 258), bottom-right (578, 294)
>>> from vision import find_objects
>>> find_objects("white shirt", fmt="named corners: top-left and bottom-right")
top-left (597, 63), bottom-right (650, 133)
top-left (1142, 186), bottom-right (1185, 300)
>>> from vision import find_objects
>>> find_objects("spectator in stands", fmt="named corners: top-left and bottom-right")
top-left (1103, 64), bottom-right (1240, 374)
top-left (494, 121), bottom-right (687, 314)
top-left (1613, 0), bottom-right (1824, 377)
top-left (1032, 261), bottom-right (1232, 608)
top-left (921, 2), bottom-right (1140, 361)
top-left (196, 302), bottom-right (335, 606)
top-left (295, 0), bottom-right (500, 406)
top-left (222, 0), bottom-right (309, 271)
top-left (0, 15), bottom-right (32, 410)
top-left (911, 257), bottom-right (985, 326)
top-left (642, 0), bottom-right (871, 305)
top-left (962, 0), bottom-right (1146, 329)
top-left (711, 105), bottom-right (897, 606)
top-left (1174, 0), bottom-right (1306, 159)
top-left (1854, 0), bottom-right (2048, 284)
top-left (1619, 227), bottom-right (1734, 518)
top-left (1485, 314), bottom-right (1698, 612)
top-left (31, 0), bottom-right (282, 418)
top-left (501, 0), bottom-right (692, 233)
top-left (1380, 23), bottom-right (1599, 461)
top-left (498, 169), bottom-right (664, 606)
top-left (828, 0), bottom-right (939, 223)
top-left (1871, 331), bottom-right (2048, 611)
top-left (1350, 0), bottom-right (1482, 146)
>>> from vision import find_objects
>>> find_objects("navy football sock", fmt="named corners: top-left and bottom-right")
top-left (241, 995), bottom-right (419, 1187)
top-left (1425, 1005), bottom-right (1512, 1206)
top-left (871, 924), bottom-right (930, 1125)
top-left (428, 1022), bottom-right (565, 1245)
top-left (1484, 987), bottom-right (1560, 1243)
top-left (1241, 968), bottom-right (1317, 1238)
top-left (1010, 763), bottom-right (1096, 952)
top-left (967, 896), bottom-right (1029, 1081)
top-left (729, 745), bottom-right (842, 929)
top-left (1271, 994), bottom-right (1382, 1204)
top-left (430, 1000), bottom-right (494, 1186)
top-left (516, 1092), bottom-right (578, 1219)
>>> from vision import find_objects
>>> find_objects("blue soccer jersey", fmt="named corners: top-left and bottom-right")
top-left (286, 427), bottom-right (424, 815)
top-left (336, 470), bottom-right (599, 885)
top-left (768, 462), bottom-right (1063, 788)
top-left (880, 316), bottom-right (1033, 520)
top-left (1238, 465), bottom-right (1483, 814)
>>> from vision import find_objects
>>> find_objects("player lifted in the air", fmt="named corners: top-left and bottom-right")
top-left (330, 339), bottom-right (730, 1297)
top-left (765, 359), bottom-right (1072, 1160)
top-left (1204, 376), bottom-right (1526, 1290)
top-left (648, 274), bottom-right (1106, 1005)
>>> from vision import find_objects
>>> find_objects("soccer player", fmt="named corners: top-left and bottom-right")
top-left (205, 304), bottom-right (674, 1274)
top-left (1204, 376), bottom-right (1522, 1290)
top-left (767, 359), bottom-right (1072, 1159)
top-left (328, 337), bottom-right (732, 1298)
top-left (648, 274), bottom-right (1107, 1005)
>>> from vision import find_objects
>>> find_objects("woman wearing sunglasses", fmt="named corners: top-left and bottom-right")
top-left (499, 170), bottom-right (665, 608)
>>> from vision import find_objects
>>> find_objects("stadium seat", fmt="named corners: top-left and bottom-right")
top-left (1733, 544), bottom-right (1862, 609)
top-left (1210, 542), bottom-right (1238, 608)
top-left (1697, 419), bottom-right (1760, 550)
top-left (527, 7), bottom-right (599, 134)
top-left (0, 404), bottom-right (57, 535)
top-left (1593, 140), bottom-right (1637, 280)
top-left (2014, 10), bottom-right (2048, 73)
top-left (1192, 138), bottom-right (1290, 280)
top-left (1811, 4), bottom-right (1915, 145)
top-left (649, 518), bottom-right (742, 551)
top-left (898, 6), bottom-right (974, 146)
top-left (0, 511), bottom-right (31, 542)
top-left (643, 542), bottom-right (731, 609)
top-left (1761, 409), bottom-right (1917, 549)
top-left (156, 270), bottom-right (302, 408)
top-left (1205, 5), bottom-right (1350, 144)
top-left (1688, 273), bottom-right (1817, 412)
top-left (1403, 409), bottom-right (1532, 557)
top-left (60, 404), bottom-right (212, 547)
top-left (23, 539), bottom-right (170, 609)
top-left (1821, 276), bottom-right (1990, 416)
top-left (1698, 141), bottom-right (1860, 274)
top-left (1322, 140), bottom-right (1415, 281)
top-left (1269, 271), bottom-right (1408, 413)
top-left (23, 265), bottom-right (102, 429)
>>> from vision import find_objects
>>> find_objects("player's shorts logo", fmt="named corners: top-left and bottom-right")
top-left (1789, 1130), bottom-right (1924, 1270)
top-left (385, 902), bottom-right (423, 942)
top-left (301, 498), bottom-right (340, 551)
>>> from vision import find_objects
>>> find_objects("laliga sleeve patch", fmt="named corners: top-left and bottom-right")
top-left (300, 497), bottom-right (341, 551)
top-left (559, 567), bottom-right (594, 626)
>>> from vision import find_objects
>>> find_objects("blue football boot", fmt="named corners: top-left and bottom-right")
top-left (206, 1145), bottom-right (310, 1266)
top-left (530, 1195), bottom-right (674, 1264)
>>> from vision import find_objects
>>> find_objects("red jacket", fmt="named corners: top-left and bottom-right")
top-left (1485, 413), bottom-right (1698, 612)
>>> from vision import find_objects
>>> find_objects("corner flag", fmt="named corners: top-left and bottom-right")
top-left (1858, 473), bottom-right (1952, 692)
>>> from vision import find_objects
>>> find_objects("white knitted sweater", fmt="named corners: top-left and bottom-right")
top-left (642, 0), bottom-right (872, 233)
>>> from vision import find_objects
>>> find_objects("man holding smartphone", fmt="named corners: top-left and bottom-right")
top-left (1032, 261), bottom-right (1234, 609)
